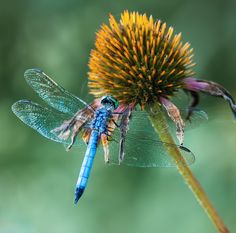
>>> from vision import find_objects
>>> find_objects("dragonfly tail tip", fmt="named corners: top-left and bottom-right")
top-left (74, 186), bottom-right (85, 204)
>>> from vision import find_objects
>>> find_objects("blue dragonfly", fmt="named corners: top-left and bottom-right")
top-left (11, 69), bottom-right (206, 203)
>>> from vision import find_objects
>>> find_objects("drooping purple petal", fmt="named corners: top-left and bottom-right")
top-left (183, 78), bottom-right (210, 91)
top-left (160, 97), bottom-right (185, 145)
top-left (184, 78), bottom-right (236, 119)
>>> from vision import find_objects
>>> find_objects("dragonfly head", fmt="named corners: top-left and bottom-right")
top-left (101, 96), bottom-right (119, 110)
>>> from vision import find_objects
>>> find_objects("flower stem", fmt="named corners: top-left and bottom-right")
top-left (145, 103), bottom-right (229, 233)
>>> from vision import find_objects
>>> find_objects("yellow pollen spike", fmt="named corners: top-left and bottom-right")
top-left (129, 70), bottom-right (136, 77)
top-left (168, 69), bottom-right (176, 76)
top-left (124, 52), bottom-right (131, 61)
top-left (140, 45), bottom-right (144, 57)
top-left (139, 74), bottom-right (144, 79)
top-left (144, 55), bottom-right (148, 67)
top-left (166, 27), bottom-right (173, 41)
top-left (146, 40), bottom-right (150, 52)
top-left (123, 37), bottom-right (129, 46)
top-left (155, 20), bottom-right (161, 35)
top-left (166, 84), bottom-right (174, 87)
top-left (152, 69), bottom-right (156, 77)
top-left (141, 66), bottom-right (146, 73)
top-left (160, 70), bottom-right (166, 76)
top-left (153, 55), bottom-right (157, 65)
top-left (131, 66), bottom-right (138, 73)
top-left (160, 22), bottom-right (166, 36)
top-left (123, 46), bottom-right (129, 54)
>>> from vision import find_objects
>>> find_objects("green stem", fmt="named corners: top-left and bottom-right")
top-left (145, 103), bottom-right (229, 233)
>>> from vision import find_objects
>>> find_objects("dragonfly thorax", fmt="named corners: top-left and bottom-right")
top-left (90, 108), bottom-right (113, 134)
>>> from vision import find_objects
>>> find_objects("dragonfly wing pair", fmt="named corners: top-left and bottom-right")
top-left (108, 110), bottom-right (195, 167)
top-left (12, 69), bottom-right (99, 146)
top-left (12, 69), bottom-right (196, 168)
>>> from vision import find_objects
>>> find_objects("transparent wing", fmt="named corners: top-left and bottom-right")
top-left (24, 69), bottom-right (91, 116)
top-left (108, 110), bottom-right (195, 167)
top-left (11, 100), bottom-right (85, 146)
top-left (180, 108), bottom-right (208, 130)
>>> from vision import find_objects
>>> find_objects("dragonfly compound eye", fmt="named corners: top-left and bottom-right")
top-left (101, 95), bottom-right (119, 109)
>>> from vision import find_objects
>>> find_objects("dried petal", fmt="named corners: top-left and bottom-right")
top-left (160, 97), bottom-right (185, 144)
top-left (118, 106), bottom-right (133, 163)
top-left (101, 134), bottom-right (109, 163)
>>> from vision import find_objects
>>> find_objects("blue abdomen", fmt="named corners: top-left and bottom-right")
top-left (74, 130), bottom-right (99, 203)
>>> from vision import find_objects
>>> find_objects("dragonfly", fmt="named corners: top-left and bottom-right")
top-left (11, 69), bottom-right (207, 204)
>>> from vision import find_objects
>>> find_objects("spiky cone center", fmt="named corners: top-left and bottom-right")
top-left (88, 11), bottom-right (195, 106)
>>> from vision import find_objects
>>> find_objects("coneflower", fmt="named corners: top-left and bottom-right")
top-left (88, 10), bottom-right (236, 145)
top-left (88, 11), bottom-right (234, 233)
top-left (89, 10), bottom-right (195, 105)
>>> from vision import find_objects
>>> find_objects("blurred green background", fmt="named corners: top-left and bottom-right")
top-left (1, 0), bottom-right (236, 233)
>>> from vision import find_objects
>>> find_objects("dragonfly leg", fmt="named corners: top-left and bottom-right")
top-left (104, 151), bottom-right (109, 163)
top-left (112, 119), bottom-right (120, 127)
top-left (66, 131), bottom-right (77, 150)
top-left (105, 132), bottom-right (119, 143)
top-left (186, 90), bottom-right (200, 121)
